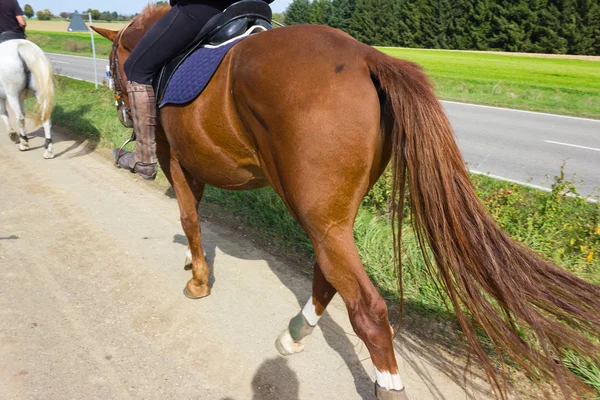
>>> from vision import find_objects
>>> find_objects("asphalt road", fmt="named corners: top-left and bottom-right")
top-left (48, 53), bottom-right (109, 84)
top-left (46, 53), bottom-right (600, 196)
top-left (0, 123), bottom-right (496, 400)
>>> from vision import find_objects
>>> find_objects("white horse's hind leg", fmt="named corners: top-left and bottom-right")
top-left (0, 99), bottom-right (17, 142)
top-left (42, 119), bottom-right (54, 159)
top-left (34, 91), bottom-right (54, 159)
top-left (6, 95), bottom-right (28, 151)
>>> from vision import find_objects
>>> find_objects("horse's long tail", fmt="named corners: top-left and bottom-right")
top-left (17, 41), bottom-right (55, 125)
top-left (366, 49), bottom-right (600, 398)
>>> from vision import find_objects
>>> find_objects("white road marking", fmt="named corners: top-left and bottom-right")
top-left (51, 60), bottom-right (70, 64)
top-left (544, 140), bottom-right (600, 152)
top-left (442, 100), bottom-right (600, 123)
top-left (470, 170), bottom-right (598, 203)
top-left (46, 52), bottom-right (108, 61)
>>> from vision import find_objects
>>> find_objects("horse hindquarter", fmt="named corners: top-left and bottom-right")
top-left (230, 26), bottom-right (404, 394)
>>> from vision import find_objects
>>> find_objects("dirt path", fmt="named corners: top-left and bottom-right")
top-left (0, 125), bottom-right (497, 400)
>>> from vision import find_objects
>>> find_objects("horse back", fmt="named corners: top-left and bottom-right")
top-left (159, 25), bottom-right (386, 194)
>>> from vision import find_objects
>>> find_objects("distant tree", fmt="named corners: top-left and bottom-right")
top-left (310, 0), bottom-right (332, 25)
top-left (327, 0), bottom-right (356, 33)
top-left (156, 1), bottom-right (168, 6)
top-left (36, 9), bottom-right (53, 21)
top-left (59, 12), bottom-right (71, 19)
top-left (349, 0), bottom-right (400, 46)
top-left (284, 0), bottom-right (311, 25)
top-left (272, 12), bottom-right (284, 25)
top-left (23, 4), bottom-right (34, 18)
top-left (100, 11), bottom-right (114, 21)
top-left (86, 8), bottom-right (101, 20)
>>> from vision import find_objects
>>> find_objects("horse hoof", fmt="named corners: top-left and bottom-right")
top-left (43, 151), bottom-right (55, 159)
top-left (19, 143), bottom-right (29, 151)
top-left (375, 384), bottom-right (409, 400)
top-left (9, 132), bottom-right (18, 143)
top-left (275, 329), bottom-right (305, 356)
top-left (183, 283), bottom-right (210, 299)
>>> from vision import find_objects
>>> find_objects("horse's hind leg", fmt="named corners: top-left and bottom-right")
top-left (5, 95), bottom-right (28, 151)
top-left (276, 262), bottom-right (337, 354)
top-left (168, 154), bottom-right (211, 299)
top-left (42, 119), bottom-right (54, 159)
top-left (36, 91), bottom-right (54, 159)
top-left (0, 98), bottom-right (17, 143)
top-left (316, 228), bottom-right (405, 398)
top-left (267, 167), bottom-right (405, 398)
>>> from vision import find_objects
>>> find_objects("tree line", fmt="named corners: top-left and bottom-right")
top-left (22, 4), bottom-right (133, 22)
top-left (283, 0), bottom-right (600, 55)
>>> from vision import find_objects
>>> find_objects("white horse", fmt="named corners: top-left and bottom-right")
top-left (0, 39), bottom-right (55, 158)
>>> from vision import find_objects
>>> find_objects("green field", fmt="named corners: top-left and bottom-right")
top-left (28, 31), bottom-right (113, 58)
top-left (26, 30), bottom-right (600, 119)
top-left (46, 76), bottom-right (600, 395)
top-left (379, 48), bottom-right (600, 119)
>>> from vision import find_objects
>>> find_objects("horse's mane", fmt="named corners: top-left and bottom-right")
top-left (134, 3), bottom-right (170, 27)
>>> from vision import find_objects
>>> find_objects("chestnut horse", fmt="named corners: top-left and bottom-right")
top-left (93, 6), bottom-right (600, 399)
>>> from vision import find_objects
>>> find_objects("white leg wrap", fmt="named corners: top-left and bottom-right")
top-left (375, 369), bottom-right (404, 391)
top-left (301, 298), bottom-right (321, 327)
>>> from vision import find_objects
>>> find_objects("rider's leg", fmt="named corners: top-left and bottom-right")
top-left (114, 3), bottom-right (222, 179)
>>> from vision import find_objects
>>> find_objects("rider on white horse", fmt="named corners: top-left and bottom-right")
top-left (0, 0), bottom-right (55, 158)
top-left (0, 0), bottom-right (25, 42)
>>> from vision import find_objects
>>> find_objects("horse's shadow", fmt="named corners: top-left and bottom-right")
top-left (26, 105), bottom-right (100, 159)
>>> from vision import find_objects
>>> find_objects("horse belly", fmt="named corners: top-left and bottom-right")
top-left (187, 156), bottom-right (268, 191)
top-left (160, 107), bottom-right (268, 191)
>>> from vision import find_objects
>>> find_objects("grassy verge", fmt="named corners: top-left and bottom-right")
top-left (380, 47), bottom-right (600, 119)
top-left (49, 75), bottom-right (600, 394)
top-left (28, 31), bottom-right (113, 58)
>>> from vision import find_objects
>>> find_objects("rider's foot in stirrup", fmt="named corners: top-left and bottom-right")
top-left (113, 148), bottom-right (158, 181)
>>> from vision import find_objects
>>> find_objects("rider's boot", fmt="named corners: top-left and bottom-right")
top-left (113, 82), bottom-right (158, 180)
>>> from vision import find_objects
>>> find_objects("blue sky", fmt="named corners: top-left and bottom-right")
top-left (17, 0), bottom-right (292, 15)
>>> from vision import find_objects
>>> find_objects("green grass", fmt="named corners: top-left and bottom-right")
top-left (380, 48), bottom-right (600, 119)
top-left (28, 31), bottom-right (113, 58)
top-left (49, 75), bottom-right (600, 395)
top-left (44, 76), bottom-right (130, 148)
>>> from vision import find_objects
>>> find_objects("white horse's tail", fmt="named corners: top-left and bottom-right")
top-left (17, 41), bottom-right (55, 125)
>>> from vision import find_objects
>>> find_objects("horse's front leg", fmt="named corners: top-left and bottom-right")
top-left (169, 154), bottom-right (211, 299)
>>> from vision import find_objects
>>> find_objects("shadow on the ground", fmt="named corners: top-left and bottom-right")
top-left (27, 105), bottom-right (101, 158)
